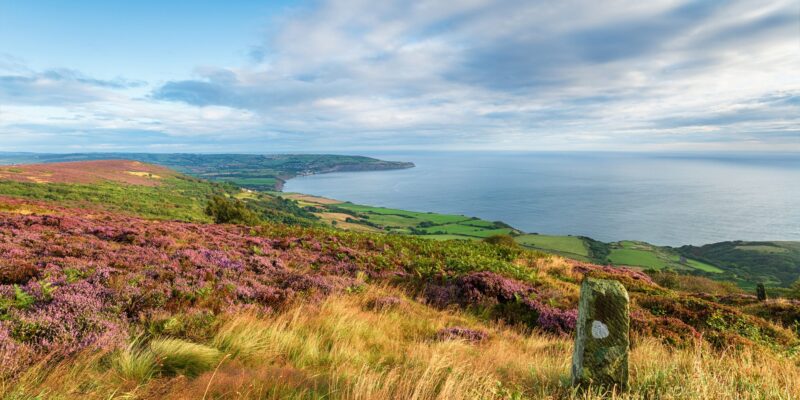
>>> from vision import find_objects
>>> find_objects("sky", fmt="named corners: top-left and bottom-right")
top-left (0, 0), bottom-right (798, 153)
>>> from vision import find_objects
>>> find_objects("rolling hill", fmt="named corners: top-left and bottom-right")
top-left (0, 153), bottom-right (415, 191)
top-left (0, 159), bottom-right (798, 398)
top-left (679, 241), bottom-right (800, 288)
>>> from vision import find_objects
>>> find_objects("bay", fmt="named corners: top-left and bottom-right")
top-left (284, 152), bottom-right (800, 246)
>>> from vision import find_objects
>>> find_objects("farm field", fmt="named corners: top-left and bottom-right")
top-left (608, 241), bottom-right (723, 274)
top-left (679, 241), bottom-right (800, 288)
top-left (514, 234), bottom-right (590, 260)
top-left (275, 194), bottom-right (764, 284)
top-left (278, 192), bottom-right (518, 239)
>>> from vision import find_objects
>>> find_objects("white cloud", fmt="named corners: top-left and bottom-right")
top-left (2, 0), bottom-right (798, 152)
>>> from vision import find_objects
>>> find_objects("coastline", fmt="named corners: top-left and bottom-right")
top-left (274, 161), bottom-right (415, 192)
top-left (278, 168), bottom-right (800, 289)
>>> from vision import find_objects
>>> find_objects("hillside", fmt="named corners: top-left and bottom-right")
top-left (0, 153), bottom-right (415, 191)
top-left (0, 196), bottom-right (799, 398)
top-left (0, 160), bottom-right (798, 398)
top-left (679, 241), bottom-right (800, 288)
top-left (514, 236), bottom-right (800, 290)
top-left (0, 160), bottom-right (316, 225)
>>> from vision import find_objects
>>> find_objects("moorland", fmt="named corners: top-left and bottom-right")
top-left (0, 156), bottom-right (798, 399)
top-left (2, 153), bottom-right (798, 291)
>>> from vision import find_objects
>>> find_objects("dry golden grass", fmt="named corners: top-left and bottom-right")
top-left (2, 287), bottom-right (798, 399)
top-left (316, 212), bottom-right (382, 232)
top-left (282, 193), bottom-right (343, 205)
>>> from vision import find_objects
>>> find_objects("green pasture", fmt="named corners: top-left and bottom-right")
top-left (514, 234), bottom-right (589, 257)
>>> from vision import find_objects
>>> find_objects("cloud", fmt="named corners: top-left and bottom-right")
top-left (4, 0), bottom-right (800, 151)
top-left (0, 67), bottom-right (145, 105)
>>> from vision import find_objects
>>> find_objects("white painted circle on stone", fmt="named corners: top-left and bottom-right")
top-left (591, 320), bottom-right (609, 339)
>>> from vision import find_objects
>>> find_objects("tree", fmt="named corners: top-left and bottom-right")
top-left (205, 195), bottom-right (261, 226)
top-left (790, 277), bottom-right (800, 300)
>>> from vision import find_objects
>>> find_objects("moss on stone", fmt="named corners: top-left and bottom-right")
top-left (571, 277), bottom-right (630, 390)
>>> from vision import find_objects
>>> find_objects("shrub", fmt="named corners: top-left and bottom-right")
top-left (483, 234), bottom-right (518, 248)
top-left (0, 262), bottom-right (38, 285)
top-left (790, 278), bottom-right (800, 300)
top-left (424, 271), bottom-right (577, 335)
top-left (12, 285), bottom-right (35, 309)
top-left (648, 270), bottom-right (741, 295)
top-left (205, 195), bottom-right (261, 226)
top-left (149, 338), bottom-right (222, 377)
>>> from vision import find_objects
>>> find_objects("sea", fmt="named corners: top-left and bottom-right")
top-left (283, 152), bottom-right (800, 246)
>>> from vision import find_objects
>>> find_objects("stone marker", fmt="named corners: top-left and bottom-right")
top-left (756, 283), bottom-right (767, 301)
top-left (571, 277), bottom-right (630, 390)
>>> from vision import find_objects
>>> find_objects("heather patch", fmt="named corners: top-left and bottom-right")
top-left (424, 271), bottom-right (577, 335)
top-left (0, 195), bottom-right (796, 382)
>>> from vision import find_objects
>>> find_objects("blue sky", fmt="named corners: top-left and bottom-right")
top-left (1, 0), bottom-right (798, 152)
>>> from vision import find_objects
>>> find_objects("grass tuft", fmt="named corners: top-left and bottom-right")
top-left (212, 315), bottom-right (274, 362)
top-left (149, 338), bottom-right (222, 377)
top-left (113, 339), bottom-right (157, 383)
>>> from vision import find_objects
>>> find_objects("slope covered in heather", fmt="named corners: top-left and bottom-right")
top-left (0, 160), bottom-right (316, 225)
top-left (0, 195), bottom-right (798, 399)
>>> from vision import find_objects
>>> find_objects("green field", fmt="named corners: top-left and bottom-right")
top-left (514, 234), bottom-right (589, 258)
top-left (218, 177), bottom-right (278, 187)
top-left (334, 203), bottom-right (471, 224)
top-left (278, 198), bottom-right (518, 240)
top-left (684, 258), bottom-right (724, 273)
top-left (421, 234), bottom-right (477, 241)
top-left (418, 223), bottom-right (515, 238)
top-left (608, 248), bottom-right (670, 269)
top-left (288, 196), bottom-right (731, 275)
top-left (608, 241), bottom-right (722, 273)
top-left (679, 241), bottom-right (800, 287)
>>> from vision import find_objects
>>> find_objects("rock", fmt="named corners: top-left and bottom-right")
top-left (435, 326), bottom-right (488, 343)
top-left (571, 278), bottom-right (630, 390)
top-left (756, 283), bottom-right (767, 301)
top-left (368, 296), bottom-right (402, 310)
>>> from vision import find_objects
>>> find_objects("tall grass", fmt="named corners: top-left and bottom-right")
top-left (1, 287), bottom-right (798, 399)
top-left (149, 338), bottom-right (222, 377)
top-left (113, 339), bottom-right (156, 383)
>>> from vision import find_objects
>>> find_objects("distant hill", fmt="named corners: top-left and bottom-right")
top-left (0, 152), bottom-right (415, 191)
top-left (678, 241), bottom-right (800, 287)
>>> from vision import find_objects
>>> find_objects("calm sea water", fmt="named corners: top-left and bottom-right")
top-left (283, 152), bottom-right (800, 246)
